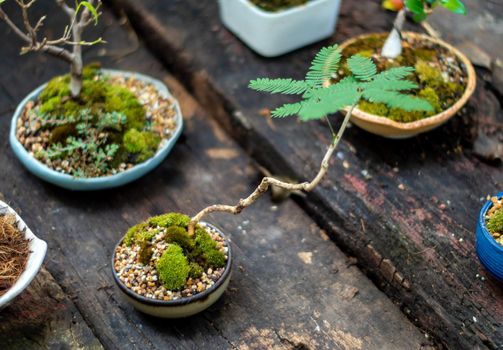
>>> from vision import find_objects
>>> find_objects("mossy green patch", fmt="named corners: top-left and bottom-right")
top-left (165, 226), bottom-right (195, 251)
top-left (188, 262), bottom-right (203, 279)
top-left (39, 65), bottom-right (145, 131)
top-left (123, 129), bottom-right (160, 163)
top-left (193, 228), bottom-right (226, 268)
top-left (123, 222), bottom-right (148, 246)
top-left (138, 240), bottom-right (153, 265)
top-left (156, 244), bottom-right (190, 291)
top-left (487, 208), bottom-right (503, 234)
top-left (148, 213), bottom-right (190, 228)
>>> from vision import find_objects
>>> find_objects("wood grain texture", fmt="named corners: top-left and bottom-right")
top-left (0, 268), bottom-right (103, 349)
top-left (103, 0), bottom-right (503, 348)
top-left (0, 2), bottom-right (429, 349)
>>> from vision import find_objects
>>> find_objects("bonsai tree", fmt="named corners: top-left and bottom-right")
top-left (382, 0), bottom-right (466, 58)
top-left (115, 45), bottom-right (433, 296)
top-left (185, 45), bottom-right (433, 234)
top-left (0, 0), bottom-right (103, 97)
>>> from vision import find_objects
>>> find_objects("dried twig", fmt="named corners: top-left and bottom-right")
top-left (188, 105), bottom-right (356, 235)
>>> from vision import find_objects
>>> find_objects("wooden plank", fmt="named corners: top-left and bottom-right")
top-left (0, 268), bottom-right (103, 349)
top-left (0, 3), bottom-right (430, 349)
top-left (103, 0), bottom-right (503, 348)
top-left (428, 0), bottom-right (503, 64)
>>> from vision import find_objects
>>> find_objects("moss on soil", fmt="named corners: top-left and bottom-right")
top-left (249, 0), bottom-right (308, 12)
top-left (28, 63), bottom-right (161, 177)
top-left (157, 244), bottom-right (190, 291)
top-left (123, 212), bottom-right (227, 290)
top-left (487, 207), bottom-right (503, 235)
top-left (340, 34), bottom-right (467, 123)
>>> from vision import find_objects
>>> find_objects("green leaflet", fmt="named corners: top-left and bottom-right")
top-left (249, 45), bottom-right (433, 121)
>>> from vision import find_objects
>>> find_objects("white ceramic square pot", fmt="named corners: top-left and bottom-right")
top-left (218, 0), bottom-right (341, 57)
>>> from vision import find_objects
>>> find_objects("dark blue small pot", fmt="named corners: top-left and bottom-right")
top-left (476, 192), bottom-right (503, 281)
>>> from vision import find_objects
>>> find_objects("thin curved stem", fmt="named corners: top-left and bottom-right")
top-left (188, 104), bottom-right (357, 235)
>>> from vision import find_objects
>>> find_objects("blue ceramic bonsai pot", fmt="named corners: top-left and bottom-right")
top-left (476, 192), bottom-right (503, 281)
top-left (9, 69), bottom-right (183, 191)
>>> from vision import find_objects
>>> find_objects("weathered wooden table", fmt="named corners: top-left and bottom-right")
top-left (0, 0), bottom-right (501, 349)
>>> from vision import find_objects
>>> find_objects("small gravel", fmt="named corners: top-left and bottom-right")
top-left (114, 224), bottom-right (228, 301)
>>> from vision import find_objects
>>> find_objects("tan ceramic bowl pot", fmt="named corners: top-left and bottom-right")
top-left (340, 32), bottom-right (477, 139)
top-left (112, 222), bottom-right (232, 318)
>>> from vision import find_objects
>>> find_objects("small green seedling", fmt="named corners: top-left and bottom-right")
top-left (0, 0), bottom-right (104, 97)
top-left (382, 0), bottom-right (466, 58)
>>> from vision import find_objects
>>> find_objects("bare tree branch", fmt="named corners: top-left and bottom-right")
top-left (0, 0), bottom-right (104, 95)
top-left (188, 104), bottom-right (357, 235)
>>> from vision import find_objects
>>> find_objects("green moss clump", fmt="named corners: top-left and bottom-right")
top-left (357, 49), bottom-right (374, 58)
top-left (249, 0), bottom-right (308, 12)
top-left (149, 213), bottom-right (190, 228)
top-left (415, 60), bottom-right (444, 88)
top-left (188, 262), bottom-right (203, 279)
top-left (38, 66), bottom-right (146, 131)
top-left (165, 226), bottom-right (195, 251)
top-left (138, 240), bottom-right (153, 265)
top-left (156, 244), bottom-right (190, 291)
top-left (487, 208), bottom-right (503, 234)
top-left (123, 129), bottom-right (161, 163)
top-left (359, 101), bottom-right (389, 116)
top-left (123, 222), bottom-right (148, 246)
top-left (418, 87), bottom-right (441, 113)
top-left (192, 228), bottom-right (226, 268)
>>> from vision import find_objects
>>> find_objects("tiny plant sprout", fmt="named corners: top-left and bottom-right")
top-left (382, 0), bottom-right (467, 58)
top-left (186, 45), bottom-right (433, 235)
top-left (0, 0), bottom-right (104, 97)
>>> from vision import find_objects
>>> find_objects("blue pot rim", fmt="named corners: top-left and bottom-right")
top-left (9, 69), bottom-right (183, 189)
top-left (478, 191), bottom-right (503, 252)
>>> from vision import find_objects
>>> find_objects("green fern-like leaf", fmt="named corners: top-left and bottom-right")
top-left (271, 103), bottom-right (303, 118)
top-left (347, 55), bottom-right (377, 81)
top-left (305, 45), bottom-right (341, 87)
top-left (375, 66), bottom-right (415, 81)
top-left (363, 89), bottom-right (433, 112)
top-left (249, 78), bottom-right (310, 95)
top-left (249, 45), bottom-right (433, 121)
top-left (365, 76), bottom-right (418, 92)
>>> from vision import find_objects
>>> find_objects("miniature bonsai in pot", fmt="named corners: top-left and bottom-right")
top-left (112, 45), bottom-right (432, 317)
top-left (337, 0), bottom-right (476, 138)
top-left (1, 0), bottom-right (183, 190)
top-left (218, 0), bottom-right (342, 57)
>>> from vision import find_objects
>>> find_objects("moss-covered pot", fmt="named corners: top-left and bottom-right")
top-left (476, 192), bottom-right (503, 281)
top-left (9, 69), bottom-right (183, 191)
top-left (111, 222), bottom-right (232, 318)
top-left (340, 32), bottom-right (476, 139)
top-left (0, 201), bottom-right (47, 310)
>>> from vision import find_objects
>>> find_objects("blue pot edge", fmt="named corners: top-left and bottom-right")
top-left (477, 191), bottom-right (503, 253)
top-left (9, 69), bottom-right (184, 191)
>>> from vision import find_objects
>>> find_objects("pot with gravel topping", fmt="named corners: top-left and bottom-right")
top-left (10, 66), bottom-right (183, 190)
top-left (112, 213), bottom-right (232, 318)
top-left (476, 192), bottom-right (503, 281)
